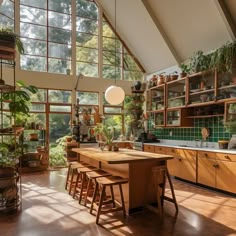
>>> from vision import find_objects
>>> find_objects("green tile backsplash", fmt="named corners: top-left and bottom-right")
top-left (148, 117), bottom-right (232, 142)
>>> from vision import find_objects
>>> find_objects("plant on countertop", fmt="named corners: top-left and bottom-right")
top-left (0, 27), bottom-right (24, 54)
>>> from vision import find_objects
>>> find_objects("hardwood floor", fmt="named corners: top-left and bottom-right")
top-left (0, 169), bottom-right (236, 236)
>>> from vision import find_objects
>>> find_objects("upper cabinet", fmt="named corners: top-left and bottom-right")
top-left (187, 72), bottom-right (215, 106)
top-left (167, 77), bottom-right (186, 108)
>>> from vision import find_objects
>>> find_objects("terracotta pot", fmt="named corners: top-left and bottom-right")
top-left (29, 133), bottom-right (38, 141)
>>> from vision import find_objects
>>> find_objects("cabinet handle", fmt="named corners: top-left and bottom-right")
top-left (172, 149), bottom-right (175, 153)
top-left (204, 153), bottom-right (208, 157)
top-left (213, 164), bottom-right (219, 168)
top-left (224, 155), bottom-right (231, 160)
top-left (178, 158), bottom-right (182, 162)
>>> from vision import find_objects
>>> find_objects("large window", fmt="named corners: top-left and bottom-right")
top-left (0, 0), bottom-right (14, 29)
top-left (102, 17), bottom-right (143, 81)
top-left (20, 0), bottom-right (72, 74)
top-left (76, 0), bottom-right (99, 77)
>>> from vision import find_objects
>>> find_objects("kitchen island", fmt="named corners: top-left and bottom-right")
top-left (72, 147), bottom-right (173, 214)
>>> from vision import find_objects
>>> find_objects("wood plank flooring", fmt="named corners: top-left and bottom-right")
top-left (0, 169), bottom-right (236, 236)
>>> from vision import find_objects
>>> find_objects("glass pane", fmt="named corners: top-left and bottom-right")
top-left (77, 47), bottom-right (98, 63)
top-left (49, 113), bottom-right (71, 142)
top-left (48, 90), bottom-right (72, 103)
top-left (103, 37), bottom-right (121, 52)
top-left (49, 43), bottom-right (71, 59)
top-left (0, 15), bottom-right (14, 28)
top-left (48, 27), bottom-right (71, 44)
top-left (26, 113), bottom-right (46, 129)
top-left (22, 38), bottom-right (46, 56)
top-left (124, 54), bottom-right (141, 71)
top-left (76, 32), bottom-right (98, 48)
top-left (104, 107), bottom-right (122, 113)
top-left (76, 62), bottom-right (98, 77)
top-left (103, 51), bottom-right (116, 65)
top-left (50, 105), bottom-right (71, 112)
top-left (0, 111), bottom-right (11, 128)
top-left (103, 65), bottom-right (121, 80)
top-left (20, 0), bottom-right (47, 9)
top-left (77, 92), bottom-right (98, 105)
top-left (102, 21), bottom-right (115, 38)
top-left (20, 23), bottom-right (47, 40)
top-left (76, 17), bottom-right (98, 34)
top-left (20, 5), bottom-right (47, 25)
top-left (30, 89), bottom-right (47, 102)
top-left (48, 58), bottom-right (71, 74)
top-left (29, 103), bottom-right (46, 112)
top-left (76, 0), bottom-right (98, 19)
top-left (124, 70), bottom-right (143, 81)
top-left (20, 55), bottom-right (46, 72)
top-left (0, 0), bottom-right (14, 19)
top-left (48, 0), bottom-right (71, 14)
top-left (104, 115), bottom-right (122, 139)
top-left (48, 11), bottom-right (71, 30)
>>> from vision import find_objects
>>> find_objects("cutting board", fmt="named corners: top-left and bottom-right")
top-left (201, 127), bottom-right (210, 141)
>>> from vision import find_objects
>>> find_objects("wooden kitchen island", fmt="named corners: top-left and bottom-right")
top-left (72, 147), bottom-right (173, 214)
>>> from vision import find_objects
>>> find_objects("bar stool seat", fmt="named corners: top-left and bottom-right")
top-left (152, 165), bottom-right (178, 216)
top-left (83, 170), bottom-right (111, 207)
top-left (73, 166), bottom-right (98, 200)
top-left (90, 175), bottom-right (128, 224)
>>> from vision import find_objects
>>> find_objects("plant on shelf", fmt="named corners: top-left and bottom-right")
top-left (189, 50), bottom-right (211, 73)
top-left (0, 27), bottom-right (24, 54)
top-left (179, 63), bottom-right (191, 77)
top-left (2, 80), bottom-right (38, 127)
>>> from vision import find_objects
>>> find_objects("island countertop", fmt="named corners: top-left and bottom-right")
top-left (72, 147), bottom-right (173, 164)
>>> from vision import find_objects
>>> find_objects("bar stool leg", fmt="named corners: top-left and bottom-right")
top-left (119, 184), bottom-right (126, 218)
top-left (79, 173), bottom-right (87, 204)
top-left (96, 185), bottom-right (106, 224)
top-left (90, 182), bottom-right (99, 215)
top-left (84, 178), bottom-right (92, 207)
top-left (69, 169), bottom-right (76, 195)
top-left (166, 169), bottom-right (178, 213)
top-left (110, 185), bottom-right (116, 208)
top-left (72, 171), bottom-right (81, 199)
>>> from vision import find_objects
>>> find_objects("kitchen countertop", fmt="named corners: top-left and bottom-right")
top-left (72, 147), bottom-right (173, 164)
top-left (143, 142), bottom-right (236, 154)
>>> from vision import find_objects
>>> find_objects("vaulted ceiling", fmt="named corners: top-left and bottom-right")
top-left (97, 0), bottom-right (236, 74)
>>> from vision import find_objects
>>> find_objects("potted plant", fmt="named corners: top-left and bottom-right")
top-left (0, 27), bottom-right (24, 60)
top-left (179, 63), bottom-right (190, 78)
top-left (2, 80), bottom-right (38, 127)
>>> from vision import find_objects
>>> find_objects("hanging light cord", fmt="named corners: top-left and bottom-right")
top-left (114, 0), bottom-right (117, 85)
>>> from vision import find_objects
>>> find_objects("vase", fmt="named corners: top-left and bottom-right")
top-left (134, 81), bottom-right (142, 90)
top-left (228, 134), bottom-right (236, 149)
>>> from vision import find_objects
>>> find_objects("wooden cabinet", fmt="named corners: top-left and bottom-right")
top-left (165, 147), bottom-right (197, 182)
top-left (198, 151), bottom-right (236, 193)
top-left (166, 108), bottom-right (193, 127)
top-left (143, 144), bottom-right (155, 153)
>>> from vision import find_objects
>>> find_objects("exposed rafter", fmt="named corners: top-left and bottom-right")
top-left (215, 0), bottom-right (236, 40)
top-left (141, 0), bottom-right (181, 65)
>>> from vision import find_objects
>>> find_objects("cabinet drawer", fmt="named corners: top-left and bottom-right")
top-left (143, 145), bottom-right (155, 153)
top-left (198, 151), bottom-right (216, 160)
top-left (215, 153), bottom-right (236, 162)
top-left (154, 146), bottom-right (165, 154)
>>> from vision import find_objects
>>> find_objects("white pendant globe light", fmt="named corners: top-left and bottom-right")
top-left (104, 0), bottom-right (125, 105)
top-left (105, 85), bottom-right (125, 105)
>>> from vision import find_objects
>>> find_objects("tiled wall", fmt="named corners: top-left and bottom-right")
top-left (149, 116), bottom-right (232, 142)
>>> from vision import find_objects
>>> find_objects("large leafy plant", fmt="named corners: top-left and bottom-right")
top-left (2, 80), bottom-right (38, 121)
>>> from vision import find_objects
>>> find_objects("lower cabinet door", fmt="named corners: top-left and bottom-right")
top-left (198, 157), bottom-right (216, 188)
top-left (216, 160), bottom-right (236, 194)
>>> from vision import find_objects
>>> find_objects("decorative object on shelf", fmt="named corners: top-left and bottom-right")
top-left (105, 0), bottom-right (125, 105)
top-left (179, 63), bottom-right (190, 78)
top-left (218, 140), bottom-right (229, 149)
top-left (133, 81), bottom-right (142, 90)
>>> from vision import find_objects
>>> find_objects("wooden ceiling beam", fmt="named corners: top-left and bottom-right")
top-left (141, 0), bottom-right (181, 65)
top-left (215, 0), bottom-right (236, 40)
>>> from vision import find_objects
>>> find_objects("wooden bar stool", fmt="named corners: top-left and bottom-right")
top-left (152, 165), bottom-right (178, 216)
top-left (66, 162), bottom-right (90, 195)
top-left (73, 166), bottom-right (98, 200)
top-left (83, 170), bottom-right (111, 207)
top-left (90, 175), bottom-right (128, 224)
